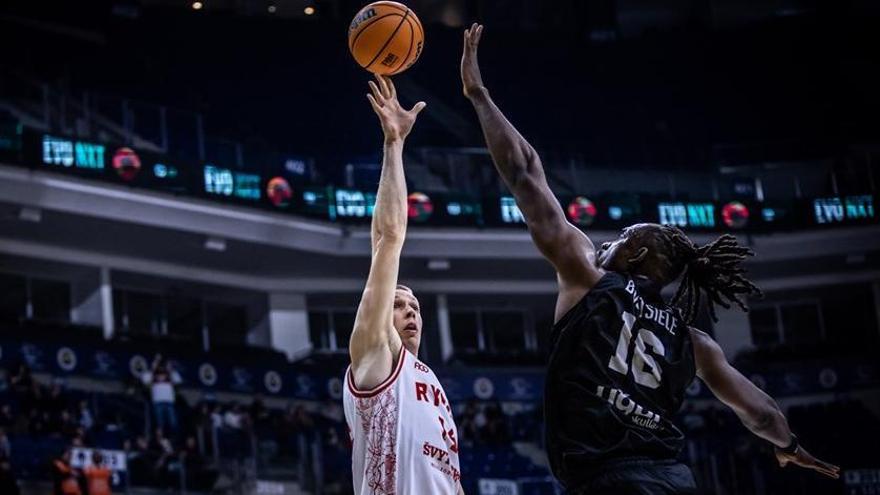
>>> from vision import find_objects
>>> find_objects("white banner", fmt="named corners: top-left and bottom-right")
top-left (70, 447), bottom-right (127, 471)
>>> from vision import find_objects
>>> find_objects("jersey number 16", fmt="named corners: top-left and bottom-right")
top-left (607, 311), bottom-right (665, 389)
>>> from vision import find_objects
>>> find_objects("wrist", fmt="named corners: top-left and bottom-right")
top-left (384, 136), bottom-right (405, 147)
top-left (777, 433), bottom-right (799, 455)
top-left (466, 85), bottom-right (489, 102)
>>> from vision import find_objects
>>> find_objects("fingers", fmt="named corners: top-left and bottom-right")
top-left (367, 80), bottom-right (384, 106)
top-left (384, 75), bottom-right (396, 99)
top-left (365, 93), bottom-right (381, 113)
top-left (464, 23), bottom-right (483, 45)
top-left (811, 460), bottom-right (841, 479)
top-left (374, 73), bottom-right (393, 100)
top-left (410, 101), bottom-right (427, 115)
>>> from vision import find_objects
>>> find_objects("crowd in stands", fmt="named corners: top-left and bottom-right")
top-left (0, 356), bottom-right (353, 494)
top-left (1, 352), bottom-right (878, 495)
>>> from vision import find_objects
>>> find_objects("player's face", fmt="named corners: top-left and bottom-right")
top-left (595, 229), bottom-right (631, 270)
top-left (595, 224), bottom-right (651, 272)
top-left (393, 289), bottom-right (423, 352)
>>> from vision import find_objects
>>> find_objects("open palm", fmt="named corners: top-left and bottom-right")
top-left (366, 74), bottom-right (426, 142)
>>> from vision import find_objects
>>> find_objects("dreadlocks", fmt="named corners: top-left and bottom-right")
top-left (659, 226), bottom-right (763, 324)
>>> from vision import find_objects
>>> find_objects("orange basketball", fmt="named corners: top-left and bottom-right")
top-left (348, 1), bottom-right (424, 75)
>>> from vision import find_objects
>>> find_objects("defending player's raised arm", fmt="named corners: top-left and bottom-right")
top-left (349, 75), bottom-right (426, 390)
top-left (461, 24), bottom-right (603, 309)
top-left (691, 328), bottom-right (840, 479)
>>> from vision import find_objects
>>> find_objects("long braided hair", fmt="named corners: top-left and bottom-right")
top-left (654, 226), bottom-right (763, 324)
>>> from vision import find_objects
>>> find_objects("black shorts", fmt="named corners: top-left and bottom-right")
top-left (567, 459), bottom-right (697, 495)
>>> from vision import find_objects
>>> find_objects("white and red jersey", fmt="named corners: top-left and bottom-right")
top-left (344, 346), bottom-right (461, 495)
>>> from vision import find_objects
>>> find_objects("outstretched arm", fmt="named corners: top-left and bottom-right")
top-left (691, 328), bottom-right (840, 479)
top-left (461, 24), bottom-right (603, 320)
top-left (349, 75), bottom-right (426, 390)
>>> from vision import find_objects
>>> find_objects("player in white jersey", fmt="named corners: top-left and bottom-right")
top-left (343, 74), bottom-right (464, 495)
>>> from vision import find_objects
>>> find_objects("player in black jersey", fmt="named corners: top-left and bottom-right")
top-left (461, 23), bottom-right (840, 495)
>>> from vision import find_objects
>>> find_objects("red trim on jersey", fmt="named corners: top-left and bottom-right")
top-left (347, 345), bottom-right (407, 398)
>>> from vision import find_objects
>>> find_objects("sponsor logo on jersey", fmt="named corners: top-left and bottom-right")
top-left (596, 385), bottom-right (662, 430)
top-left (415, 381), bottom-right (452, 414)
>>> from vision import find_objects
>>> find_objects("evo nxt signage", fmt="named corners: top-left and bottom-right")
top-left (814, 195), bottom-right (875, 226)
top-left (42, 135), bottom-right (105, 170)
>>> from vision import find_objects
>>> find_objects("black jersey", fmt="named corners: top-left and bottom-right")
top-left (544, 271), bottom-right (696, 490)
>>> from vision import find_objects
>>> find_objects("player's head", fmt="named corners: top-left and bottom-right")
top-left (393, 284), bottom-right (423, 354)
top-left (92, 450), bottom-right (103, 466)
top-left (595, 223), bottom-right (762, 323)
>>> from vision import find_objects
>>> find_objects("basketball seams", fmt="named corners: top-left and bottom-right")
top-left (365, 8), bottom-right (410, 70)
top-left (368, 1), bottom-right (409, 16)
top-left (349, 13), bottom-right (403, 53)
top-left (389, 19), bottom-right (415, 75)
top-left (349, 2), bottom-right (423, 75)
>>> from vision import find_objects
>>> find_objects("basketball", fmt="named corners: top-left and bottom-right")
top-left (348, 1), bottom-right (424, 75)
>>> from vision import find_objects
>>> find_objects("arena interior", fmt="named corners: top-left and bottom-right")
top-left (0, 0), bottom-right (879, 494)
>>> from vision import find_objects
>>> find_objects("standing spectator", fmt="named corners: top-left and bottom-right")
top-left (84, 451), bottom-right (112, 495)
top-left (0, 427), bottom-right (10, 458)
top-left (77, 400), bottom-right (94, 432)
top-left (11, 363), bottom-right (39, 412)
top-left (140, 355), bottom-right (182, 434)
top-left (249, 395), bottom-right (271, 433)
top-left (52, 448), bottom-right (82, 495)
top-left (209, 403), bottom-right (223, 431)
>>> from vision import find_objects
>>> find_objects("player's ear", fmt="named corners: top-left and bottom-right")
top-left (627, 246), bottom-right (649, 265)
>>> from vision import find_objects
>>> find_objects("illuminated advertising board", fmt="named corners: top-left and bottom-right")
top-left (42, 135), bottom-right (105, 170)
top-left (11, 129), bottom-right (880, 232)
top-left (334, 188), bottom-right (376, 219)
top-left (500, 196), bottom-right (525, 224)
top-left (658, 202), bottom-right (715, 228)
top-left (814, 195), bottom-right (875, 225)
top-left (203, 165), bottom-right (261, 201)
top-left (407, 192), bottom-right (433, 222)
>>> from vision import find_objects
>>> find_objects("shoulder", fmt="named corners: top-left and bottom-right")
top-left (689, 327), bottom-right (727, 375)
top-left (586, 270), bottom-right (628, 294)
top-left (689, 327), bottom-right (720, 351)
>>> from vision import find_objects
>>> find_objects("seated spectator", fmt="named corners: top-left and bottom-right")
top-left (223, 404), bottom-right (244, 430)
top-left (125, 436), bottom-right (154, 486)
top-left (180, 435), bottom-right (216, 491)
top-left (0, 405), bottom-right (14, 430)
top-left (0, 367), bottom-right (9, 395)
top-left (52, 448), bottom-right (82, 495)
top-left (151, 428), bottom-right (174, 457)
top-left (44, 381), bottom-right (69, 422)
top-left (70, 426), bottom-right (88, 447)
top-left (0, 453), bottom-right (20, 495)
top-left (84, 451), bottom-right (112, 495)
top-left (29, 409), bottom-right (49, 436)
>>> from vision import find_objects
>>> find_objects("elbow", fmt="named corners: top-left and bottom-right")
top-left (375, 228), bottom-right (405, 246)
top-left (748, 400), bottom-right (784, 433)
top-left (508, 147), bottom-right (542, 190)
